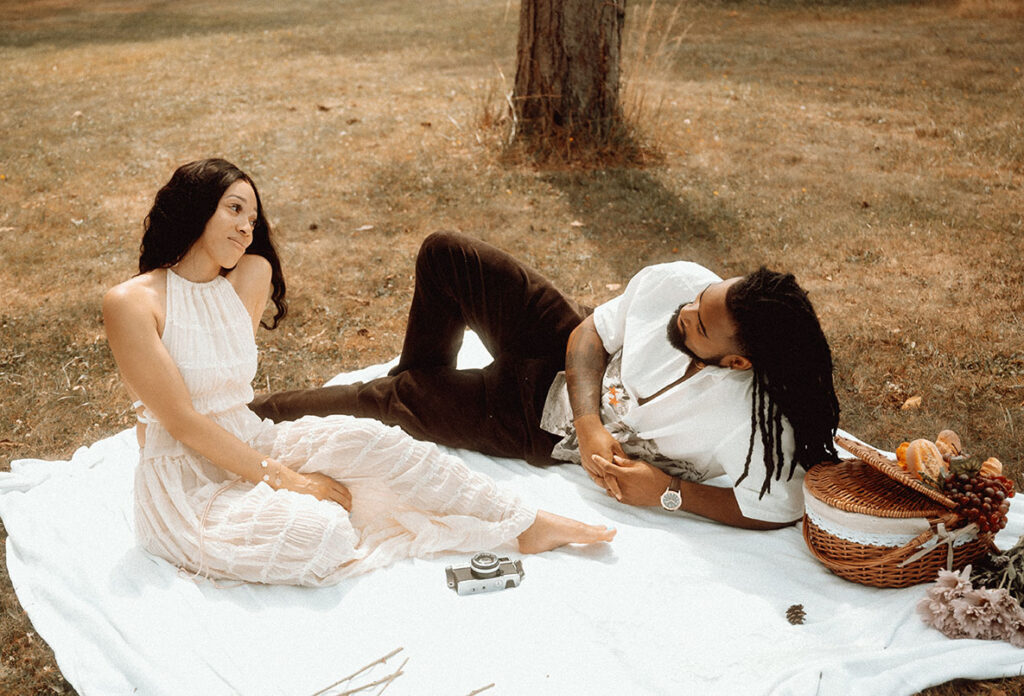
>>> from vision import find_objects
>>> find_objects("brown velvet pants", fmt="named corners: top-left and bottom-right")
top-left (249, 232), bottom-right (590, 465)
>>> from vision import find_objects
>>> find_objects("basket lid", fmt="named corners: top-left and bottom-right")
top-left (804, 459), bottom-right (951, 518)
top-left (834, 435), bottom-right (956, 509)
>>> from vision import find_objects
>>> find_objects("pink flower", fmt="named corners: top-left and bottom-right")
top-left (919, 565), bottom-right (1024, 646)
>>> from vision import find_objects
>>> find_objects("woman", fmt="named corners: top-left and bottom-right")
top-left (104, 158), bottom-right (614, 586)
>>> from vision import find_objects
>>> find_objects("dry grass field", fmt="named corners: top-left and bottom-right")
top-left (1, 0), bottom-right (1023, 693)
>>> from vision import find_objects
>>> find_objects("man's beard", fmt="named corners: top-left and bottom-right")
top-left (665, 303), bottom-right (721, 366)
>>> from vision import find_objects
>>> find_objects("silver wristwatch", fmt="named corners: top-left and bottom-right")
top-left (660, 477), bottom-right (682, 511)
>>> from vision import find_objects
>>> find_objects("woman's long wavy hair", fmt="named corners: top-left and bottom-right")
top-left (727, 268), bottom-right (840, 498)
top-left (138, 158), bottom-right (287, 329)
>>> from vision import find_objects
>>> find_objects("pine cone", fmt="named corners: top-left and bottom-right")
top-left (786, 604), bottom-right (806, 625)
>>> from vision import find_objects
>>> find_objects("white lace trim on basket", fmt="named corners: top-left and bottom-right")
top-left (802, 483), bottom-right (976, 549)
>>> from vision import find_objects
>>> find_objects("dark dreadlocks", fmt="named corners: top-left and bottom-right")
top-left (726, 268), bottom-right (840, 498)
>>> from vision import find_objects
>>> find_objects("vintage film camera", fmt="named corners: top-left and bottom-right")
top-left (445, 551), bottom-right (524, 595)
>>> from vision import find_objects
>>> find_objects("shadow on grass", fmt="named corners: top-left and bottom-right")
top-left (358, 141), bottom-right (738, 270)
top-left (541, 167), bottom-right (738, 269)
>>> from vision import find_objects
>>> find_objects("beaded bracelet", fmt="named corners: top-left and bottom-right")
top-left (259, 459), bottom-right (284, 488)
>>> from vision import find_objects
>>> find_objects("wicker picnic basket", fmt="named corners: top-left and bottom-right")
top-left (801, 435), bottom-right (996, 588)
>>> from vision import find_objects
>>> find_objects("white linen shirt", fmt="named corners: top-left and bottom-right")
top-left (540, 261), bottom-right (803, 523)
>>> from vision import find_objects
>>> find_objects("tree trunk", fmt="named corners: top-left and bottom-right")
top-left (513, 0), bottom-right (626, 147)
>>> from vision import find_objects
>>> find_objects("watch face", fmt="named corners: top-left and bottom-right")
top-left (661, 489), bottom-right (682, 511)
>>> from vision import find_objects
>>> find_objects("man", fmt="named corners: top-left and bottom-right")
top-left (250, 232), bottom-right (840, 530)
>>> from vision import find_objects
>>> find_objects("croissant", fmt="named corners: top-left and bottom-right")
top-left (980, 457), bottom-right (1003, 477)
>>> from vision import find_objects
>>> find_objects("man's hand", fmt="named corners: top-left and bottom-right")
top-left (575, 414), bottom-right (626, 492)
top-left (591, 453), bottom-right (671, 507)
top-left (565, 315), bottom-right (617, 493)
top-left (593, 455), bottom-right (798, 530)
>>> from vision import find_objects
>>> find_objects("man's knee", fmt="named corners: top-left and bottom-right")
top-left (414, 231), bottom-right (492, 293)
top-left (418, 231), bottom-right (470, 264)
top-left (248, 390), bottom-right (298, 422)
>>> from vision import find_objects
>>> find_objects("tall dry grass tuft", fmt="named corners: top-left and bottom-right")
top-left (620, 0), bottom-right (689, 153)
top-left (472, 63), bottom-right (517, 149)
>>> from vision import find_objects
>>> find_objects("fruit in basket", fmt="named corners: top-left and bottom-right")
top-left (942, 469), bottom-right (1015, 534)
top-left (904, 439), bottom-right (948, 484)
top-left (889, 429), bottom-right (1015, 534)
top-left (895, 441), bottom-right (911, 467)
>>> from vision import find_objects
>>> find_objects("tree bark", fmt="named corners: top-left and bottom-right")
top-left (514, 0), bottom-right (626, 146)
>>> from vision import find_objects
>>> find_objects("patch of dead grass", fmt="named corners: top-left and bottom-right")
top-left (955, 0), bottom-right (1024, 19)
top-left (1, 0), bottom-right (1023, 694)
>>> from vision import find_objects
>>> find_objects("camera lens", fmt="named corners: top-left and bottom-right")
top-left (469, 551), bottom-right (500, 578)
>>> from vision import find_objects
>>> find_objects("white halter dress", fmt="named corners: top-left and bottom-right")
top-left (133, 269), bottom-right (535, 586)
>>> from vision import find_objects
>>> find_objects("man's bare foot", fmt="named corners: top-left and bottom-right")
top-left (517, 510), bottom-right (616, 554)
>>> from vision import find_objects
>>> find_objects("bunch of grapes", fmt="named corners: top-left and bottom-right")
top-left (942, 472), bottom-right (1016, 534)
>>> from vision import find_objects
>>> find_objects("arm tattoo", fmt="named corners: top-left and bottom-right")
top-left (565, 318), bottom-right (609, 421)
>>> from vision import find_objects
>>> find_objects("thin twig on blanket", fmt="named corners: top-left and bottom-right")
top-left (374, 657), bottom-right (409, 696)
top-left (309, 647), bottom-right (404, 696)
top-left (331, 664), bottom-right (405, 696)
top-left (465, 684), bottom-right (495, 696)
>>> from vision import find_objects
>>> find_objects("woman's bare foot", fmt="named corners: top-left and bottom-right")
top-left (517, 510), bottom-right (616, 554)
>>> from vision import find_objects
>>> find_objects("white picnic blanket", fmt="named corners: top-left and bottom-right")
top-left (2, 333), bottom-right (1023, 695)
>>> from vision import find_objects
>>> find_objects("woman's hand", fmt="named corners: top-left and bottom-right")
top-left (292, 472), bottom-right (352, 510)
top-left (248, 458), bottom-right (353, 511)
